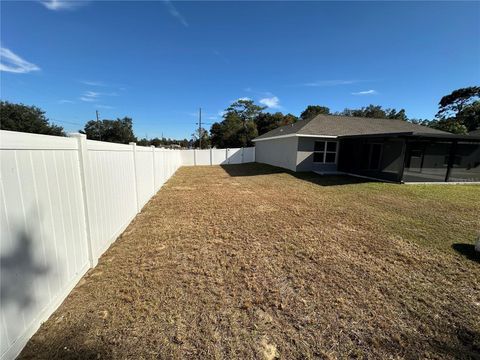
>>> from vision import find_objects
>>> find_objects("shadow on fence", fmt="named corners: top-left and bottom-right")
top-left (220, 163), bottom-right (373, 187)
top-left (1, 229), bottom-right (50, 310)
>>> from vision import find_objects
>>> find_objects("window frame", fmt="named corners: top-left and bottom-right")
top-left (313, 140), bottom-right (338, 164)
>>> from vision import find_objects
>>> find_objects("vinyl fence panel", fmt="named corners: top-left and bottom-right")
top-left (0, 131), bottom-right (89, 360)
top-left (243, 147), bottom-right (255, 163)
top-left (0, 130), bottom-right (252, 360)
top-left (179, 147), bottom-right (255, 166)
top-left (181, 149), bottom-right (195, 166)
top-left (134, 145), bottom-right (155, 209)
top-left (85, 140), bottom-right (138, 259)
top-left (226, 148), bottom-right (243, 164)
top-left (211, 149), bottom-right (228, 165)
top-left (0, 131), bottom-right (182, 360)
top-left (195, 149), bottom-right (211, 165)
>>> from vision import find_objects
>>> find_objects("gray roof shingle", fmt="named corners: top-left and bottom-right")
top-left (253, 114), bottom-right (448, 141)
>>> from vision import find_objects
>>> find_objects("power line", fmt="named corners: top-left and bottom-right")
top-left (50, 119), bottom-right (83, 126)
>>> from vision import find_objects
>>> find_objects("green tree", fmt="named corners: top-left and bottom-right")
top-left (0, 101), bottom-right (65, 136)
top-left (255, 112), bottom-right (298, 135)
top-left (137, 138), bottom-right (151, 146)
top-left (428, 118), bottom-right (468, 135)
top-left (83, 117), bottom-right (136, 144)
top-left (300, 105), bottom-right (330, 121)
top-left (457, 100), bottom-right (480, 132)
top-left (339, 105), bottom-right (408, 120)
top-left (150, 137), bottom-right (162, 147)
top-left (225, 99), bottom-right (265, 123)
top-left (409, 118), bottom-right (431, 126)
top-left (210, 100), bottom-right (263, 148)
top-left (436, 86), bottom-right (480, 120)
top-left (430, 86), bottom-right (480, 133)
top-left (192, 127), bottom-right (211, 149)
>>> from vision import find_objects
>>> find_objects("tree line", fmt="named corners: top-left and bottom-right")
top-left (200, 86), bottom-right (478, 148)
top-left (0, 101), bottom-right (189, 147)
top-left (1, 86), bottom-right (478, 147)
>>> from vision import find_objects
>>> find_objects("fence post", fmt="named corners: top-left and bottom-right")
top-left (226, 148), bottom-right (229, 164)
top-left (241, 147), bottom-right (244, 164)
top-left (69, 133), bottom-right (97, 268)
top-left (130, 142), bottom-right (140, 213)
top-left (151, 145), bottom-right (156, 194)
top-left (210, 147), bottom-right (213, 166)
top-left (194, 149), bottom-right (197, 166)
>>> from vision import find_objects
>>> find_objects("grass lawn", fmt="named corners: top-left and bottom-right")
top-left (20, 163), bottom-right (480, 359)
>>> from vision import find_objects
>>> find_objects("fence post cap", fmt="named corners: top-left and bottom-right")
top-left (129, 142), bottom-right (136, 145)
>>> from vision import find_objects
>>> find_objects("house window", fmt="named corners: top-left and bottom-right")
top-left (313, 141), bottom-right (337, 163)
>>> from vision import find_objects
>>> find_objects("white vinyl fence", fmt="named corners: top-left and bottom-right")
top-left (180, 147), bottom-right (255, 166)
top-left (0, 130), bottom-right (255, 360)
top-left (0, 131), bottom-right (182, 360)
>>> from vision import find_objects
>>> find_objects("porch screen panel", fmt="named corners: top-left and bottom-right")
top-left (448, 142), bottom-right (480, 182)
top-left (338, 138), bottom-right (404, 182)
top-left (403, 141), bottom-right (450, 182)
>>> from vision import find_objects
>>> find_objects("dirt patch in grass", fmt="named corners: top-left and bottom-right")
top-left (20, 164), bottom-right (480, 359)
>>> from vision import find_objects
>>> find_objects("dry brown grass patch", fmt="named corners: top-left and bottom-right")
top-left (20, 164), bottom-right (480, 360)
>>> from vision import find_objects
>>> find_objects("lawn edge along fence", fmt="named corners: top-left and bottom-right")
top-left (0, 129), bottom-right (255, 360)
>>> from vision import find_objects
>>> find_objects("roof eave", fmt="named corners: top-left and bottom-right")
top-left (338, 132), bottom-right (480, 141)
top-left (252, 134), bottom-right (338, 142)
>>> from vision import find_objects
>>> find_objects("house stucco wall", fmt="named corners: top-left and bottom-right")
top-left (254, 136), bottom-right (298, 171)
top-left (296, 137), bottom-right (339, 172)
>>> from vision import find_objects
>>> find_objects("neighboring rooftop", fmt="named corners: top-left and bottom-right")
top-left (253, 114), bottom-right (448, 141)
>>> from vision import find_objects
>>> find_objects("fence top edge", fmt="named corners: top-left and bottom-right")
top-left (0, 130), bottom-right (78, 150)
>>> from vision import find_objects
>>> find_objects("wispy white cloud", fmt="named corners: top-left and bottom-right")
top-left (79, 90), bottom-right (100, 102)
top-left (259, 96), bottom-right (281, 109)
top-left (0, 47), bottom-right (40, 74)
top-left (80, 96), bottom-right (96, 102)
top-left (236, 97), bottom-right (251, 101)
top-left (80, 80), bottom-right (106, 87)
top-left (40, 0), bottom-right (86, 11)
top-left (164, 0), bottom-right (188, 27)
top-left (302, 80), bottom-right (359, 87)
top-left (96, 104), bottom-right (114, 109)
top-left (58, 99), bottom-right (74, 104)
top-left (85, 91), bottom-right (100, 97)
top-left (79, 90), bottom-right (118, 102)
top-left (351, 89), bottom-right (378, 95)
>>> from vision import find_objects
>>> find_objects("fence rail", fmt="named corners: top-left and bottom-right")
top-left (0, 130), bottom-right (255, 360)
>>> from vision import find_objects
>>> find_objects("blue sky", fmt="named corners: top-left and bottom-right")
top-left (1, 1), bottom-right (479, 139)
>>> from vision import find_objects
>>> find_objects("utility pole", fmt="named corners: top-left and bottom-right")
top-left (96, 110), bottom-right (101, 141)
top-left (198, 107), bottom-right (202, 149)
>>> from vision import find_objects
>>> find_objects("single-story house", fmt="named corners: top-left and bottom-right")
top-left (252, 115), bottom-right (480, 183)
